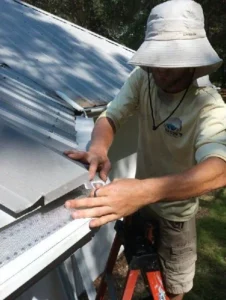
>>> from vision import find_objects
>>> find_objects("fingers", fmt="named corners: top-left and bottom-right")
top-left (89, 214), bottom-right (117, 228)
top-left (92, 183), bottom-right (103, 191)
top-left (65, 197), bottom-right (102, 209)
top-left (64, 150), bottom-right (74, 155)
top-left (99, 161), bottom-right (111, 182)
top-left (65, 150), bottom-right (99, 180)
top-left (64, 150), bottom-right (87, 162)
top-left (72, 206), bottom-right (112, 219)
top-left (65, 150), bottom-right (111, 182)
top-left (89, 159), bottom-right (99, 180)
top-left (90, 185), bottom-right (108, 197)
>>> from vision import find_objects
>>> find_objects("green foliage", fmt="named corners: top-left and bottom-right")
top-left (24, 0), bottom-right (164, 48)
top-left (197, 0), bottom-right (226, 85)
top-left (185, 193), bottom-right (226, 300)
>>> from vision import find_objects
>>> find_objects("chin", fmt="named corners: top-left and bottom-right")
top-left (156, 82), bottom-right (168, 90)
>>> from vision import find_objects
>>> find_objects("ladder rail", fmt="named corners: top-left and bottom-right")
top-left (96, 217), bottom-right (170, 300)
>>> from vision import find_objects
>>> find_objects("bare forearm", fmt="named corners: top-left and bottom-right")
top-left (89, 117), bottom-right (115, 154)
top-left (141, 157), bottom-right (226, 205)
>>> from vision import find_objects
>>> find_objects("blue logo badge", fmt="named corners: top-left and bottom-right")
top-left (164, 117), bottom-right (182, 138)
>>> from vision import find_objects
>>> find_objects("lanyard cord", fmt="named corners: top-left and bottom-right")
top-left (148, 68), bottom-right (194, 130)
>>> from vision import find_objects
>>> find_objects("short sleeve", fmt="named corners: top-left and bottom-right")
top-left (98, 67), bottom-right (144, 130)
top-left (195, 95), bottom-right (226, 163)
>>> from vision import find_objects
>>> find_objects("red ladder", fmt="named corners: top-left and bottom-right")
top-left (96, 216), bottom-right (169, 300)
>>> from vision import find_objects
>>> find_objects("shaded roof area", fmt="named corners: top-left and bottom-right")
top-left (0, 63), bottom-right (78, 152)
top-left (0, 0), bottom-right (134, 107)
top-left (0, 0), bottom-right (134, 219)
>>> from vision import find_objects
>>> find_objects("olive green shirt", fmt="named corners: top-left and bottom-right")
top-left (100, 67), bottom-right (226, 221)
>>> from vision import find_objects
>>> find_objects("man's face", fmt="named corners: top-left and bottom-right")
top-left (151, 67), bottom-right (193, 93)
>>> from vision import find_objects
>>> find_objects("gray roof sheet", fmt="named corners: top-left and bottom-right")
top-left (0, 64), bottom-right (78, 152)
top-left (0, 121), bottom-right (89, 217)
top-left (0, 0), bottom-right (134, 107)
top-left (0, 0), bottom-right (134, 218)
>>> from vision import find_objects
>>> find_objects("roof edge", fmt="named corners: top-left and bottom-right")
top-left (14, 0), bottom-right (135, 55)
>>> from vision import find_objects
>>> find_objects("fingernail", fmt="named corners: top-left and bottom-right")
top-left (90, 220), bottom-right (97, 228)
top-left (65, 201), bottom-right (71, 209)
top-left (72, 212), bottom-right (79, 218)
top-left (89, 221), bottom-right (95, 228)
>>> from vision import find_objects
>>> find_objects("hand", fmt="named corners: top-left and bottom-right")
top-left (64, 149), bottom-right (111, 181)
top-left (65, 178), bottom-right (150, 228)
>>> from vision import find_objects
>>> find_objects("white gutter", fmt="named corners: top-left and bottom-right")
top-left (0, 217), bottom-right (92, 300)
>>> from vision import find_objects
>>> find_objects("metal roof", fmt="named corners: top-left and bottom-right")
top-left (0, 63), bottom-right (78, 152)
top-left (0, 0), bottom-right (134, 107)
top-left (0, 120), bottom-right (89, 217)
top-left (0, 0), bottom-right (134, 219)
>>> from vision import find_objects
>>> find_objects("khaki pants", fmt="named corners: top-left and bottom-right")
top-left (140, 209), bottom-right (197, 295)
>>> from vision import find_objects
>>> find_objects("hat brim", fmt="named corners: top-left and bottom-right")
top-left (129, 38), bottom-right (222, 78)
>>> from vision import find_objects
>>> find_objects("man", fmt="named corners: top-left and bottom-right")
top-left (65, 1), bottom-right (226, 299)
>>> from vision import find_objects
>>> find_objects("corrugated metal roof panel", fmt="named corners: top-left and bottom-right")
top-left (0, 2), bottom-right (134, 296)
top-left (0, 121), bottom-right (89, 217)
top-left (0, 0), bottom-right (134, 107)
top-left (0, 64), bottom-right (79, 152)
top-left (0, 0), bottom-right (134, 218)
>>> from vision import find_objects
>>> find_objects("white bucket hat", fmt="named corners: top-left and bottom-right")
top-left (129, 0), bottom-right (222, 79)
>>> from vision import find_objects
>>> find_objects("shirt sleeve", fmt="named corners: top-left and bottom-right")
top-left (195, 93), bottom-right (226, 163)
top-left (98, 67), bottom-right (144, 130)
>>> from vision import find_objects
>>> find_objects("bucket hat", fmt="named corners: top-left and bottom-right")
top-left (129, 0), bottom-right (222, 78)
